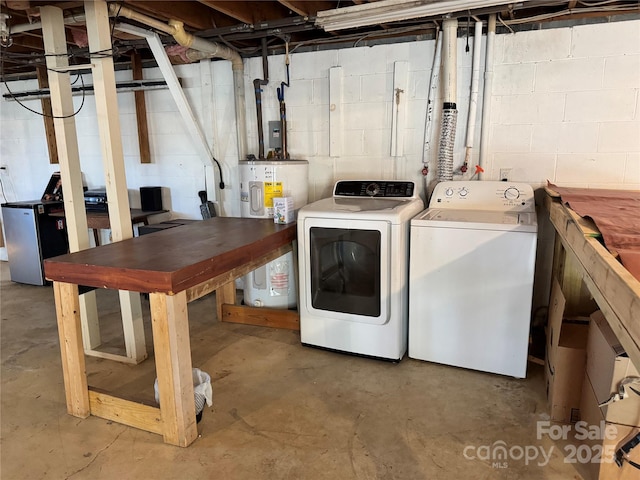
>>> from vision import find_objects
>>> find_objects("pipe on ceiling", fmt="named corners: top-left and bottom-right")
top-left (107, 3), bottom-right (248, 161)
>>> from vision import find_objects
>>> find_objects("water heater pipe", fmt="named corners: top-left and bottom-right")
top-left (478, 14), bottom-right (496, 180)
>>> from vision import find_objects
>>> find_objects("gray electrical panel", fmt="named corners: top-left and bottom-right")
top-left (268, 121), bottom-right (282, 149)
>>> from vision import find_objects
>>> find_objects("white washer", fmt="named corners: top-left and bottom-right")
top-left (409, 181), bottom-right (537, 378)
top-left (298, 180), bottom-right (424, 361)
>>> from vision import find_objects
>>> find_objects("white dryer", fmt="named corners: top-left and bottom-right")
top-left (409, 181), bottom-right (538, 378)
top-left (298, 180), bottom-right (424, 361)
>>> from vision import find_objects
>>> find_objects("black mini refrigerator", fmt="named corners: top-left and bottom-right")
top-left (1, 200), bottom-right (69, 285)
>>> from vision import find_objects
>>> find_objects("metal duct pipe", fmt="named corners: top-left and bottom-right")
top-left (437, 17), bottom-right (458, 183)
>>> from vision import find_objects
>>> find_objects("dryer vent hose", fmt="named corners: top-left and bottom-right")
top-left (437, 106), bottom-right (458, 182)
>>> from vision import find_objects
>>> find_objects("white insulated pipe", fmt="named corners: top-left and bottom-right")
top-left (437, 18), bottom-right (458, 183)
top-left (441, 18), bottom-right (457, 105)
top-left (422, 30), bottom-right (442, 166)
top-left (478, 14), bottom-right (496, 180)
top-left (9, 12), bottom-right (86, 33)
top-left (464, 20), bottom-right (483, 167)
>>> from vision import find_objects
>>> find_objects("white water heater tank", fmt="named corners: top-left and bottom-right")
top-left (239, 159), bottom-right (309, 308)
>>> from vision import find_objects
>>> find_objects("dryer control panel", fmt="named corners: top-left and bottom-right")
top-left (429, 181), bottom-right (535, 212)
top-left (334, 181), bottom-right (416, 198)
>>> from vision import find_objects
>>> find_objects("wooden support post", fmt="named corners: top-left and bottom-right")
top-left (131, 51), bottom-right (151, 164)
top-left (85, 0), bottom-right (146, 363)
top-left (53, 282), bottom-right (90, 418)
top-left (36, 67), bottom-right (59, 164)
top-left (216, 281), bottom-right (237, 320)
top-left (149, 292), bottom-right (198, 447)
top-left (40, 5), bottom-right (101, 351)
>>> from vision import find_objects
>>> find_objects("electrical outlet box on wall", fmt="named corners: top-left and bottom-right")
top-left (268, 121), bottom-right (282, 149)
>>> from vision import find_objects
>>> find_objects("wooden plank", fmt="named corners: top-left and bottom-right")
top-left (216, 282), bottom-right (237, 320)
top-left (222, 304), bottom-right (300, 331)
top-left (545, 186), bottom-right (600, 237)
top-left (44, 218), bottom-right (297, 294)
top-left (547, 198), bottom-right (640, 370)
top-left (41, 5), bottom-right (102, 351)
top-left (89, 389), bottom-right (163, 435)
top-left (149, 291), bottom-right (197, 447)
top-left (84, 349), bottom-right (139, 364)
top-left (186, 243), bottom-right (292, 302)
top-left (560, 246), bottom-right (598, 316)
top-left (131, 51), bottom-right (151, 164)
top-left (85, 0), bottom-right (133, 243)
top-left (53, 282), bottom-right (90, 418)
top-left (36, 67), bottom-right (59, 164)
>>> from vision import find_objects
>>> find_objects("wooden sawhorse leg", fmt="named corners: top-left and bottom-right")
top-left (149, 291), bottom-right (198, 447)
top-left (53, 281), bottom-right (90, 417)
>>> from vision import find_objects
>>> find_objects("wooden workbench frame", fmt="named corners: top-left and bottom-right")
top-left (545, 191), bottom-right (640, 370)
top-left (47, 219), bottom-right (299, 447)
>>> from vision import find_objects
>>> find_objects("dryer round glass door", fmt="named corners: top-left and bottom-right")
top-left (301, 217), bottom-right (390, 325)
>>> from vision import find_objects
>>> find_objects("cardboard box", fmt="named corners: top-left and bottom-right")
top-left (585, 311), bottom-right (640, 428)
top-left (273, 196), bottom-right (294, 224)
top-left (546, 278), bottom-right (591, 424)
top-left (579, 374), bottom-right (640, 480)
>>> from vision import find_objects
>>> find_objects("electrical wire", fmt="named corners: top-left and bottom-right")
top-left (211, 156), bottom-right (225, 189)
top-left (3, 73), bottom-right (86, 118)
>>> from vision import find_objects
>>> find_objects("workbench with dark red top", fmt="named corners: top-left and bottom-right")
top-left (44, 217), bottom-right (299, 447)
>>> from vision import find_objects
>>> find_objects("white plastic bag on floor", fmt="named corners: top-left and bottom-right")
top-left (154, 368), bottom-right (213, 420)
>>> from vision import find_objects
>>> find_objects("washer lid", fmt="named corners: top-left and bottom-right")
top-left (412, 208), bottom-right (538, 232)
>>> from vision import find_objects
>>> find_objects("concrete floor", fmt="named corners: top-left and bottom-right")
top-left (0, 262), bottom-right (588, 480)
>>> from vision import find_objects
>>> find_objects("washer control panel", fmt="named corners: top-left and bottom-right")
top-left (431, 181), bottom-right (535, 212)
top-left (334, 181), bottom-right (416, 198)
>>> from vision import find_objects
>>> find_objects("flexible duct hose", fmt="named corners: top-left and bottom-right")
top-left (438, 107), bottom-right (457, 182)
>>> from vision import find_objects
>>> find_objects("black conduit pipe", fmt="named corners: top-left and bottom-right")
top-left (253, 38), bottom-right (269, 159)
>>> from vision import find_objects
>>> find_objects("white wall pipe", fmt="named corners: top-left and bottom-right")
top-left (9, 12), bottom-right (87, 33)
top-left (464, 20), bottom-right (483, 169)
top-left (422, 29), bottom-right (442, 166)
top-left (478, 14), bottom-right (496, 180)
top-left (437, 17), bottom-right (458, 183)
top-left (441, 18), bottom-right (457, 105)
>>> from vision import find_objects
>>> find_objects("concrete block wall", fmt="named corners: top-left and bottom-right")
top-left (1, 19), bottom-right (638, 221)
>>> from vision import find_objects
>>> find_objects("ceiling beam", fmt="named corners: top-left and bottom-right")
top-left (122, 0), bottom-right (222, 30)
top-left (198, 1), bottom-right (292, 24)
top-left (278, 1), bottom-right (336, 17)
